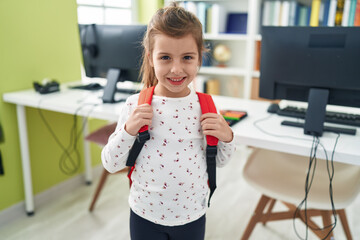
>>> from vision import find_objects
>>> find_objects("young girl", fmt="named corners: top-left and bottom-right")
top-left (101, 3), bottom-right (235, 239)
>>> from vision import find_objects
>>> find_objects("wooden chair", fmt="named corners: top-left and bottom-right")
top-left (85, 122), bottom-right (129, 212)
top-left (241, 148), bottom-right (360, 240)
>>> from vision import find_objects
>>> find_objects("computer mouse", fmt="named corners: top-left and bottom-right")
top-left (267, 103), bottom-right (280, 113)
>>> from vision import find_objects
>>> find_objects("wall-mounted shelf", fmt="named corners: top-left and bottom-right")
top-left (199, 66), bottom-right (247, 76)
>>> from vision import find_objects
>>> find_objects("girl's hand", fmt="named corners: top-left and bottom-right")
top-left (200, 113), bottom-right (233, 143)
top-left (124, 103), bottom-right (153, 136)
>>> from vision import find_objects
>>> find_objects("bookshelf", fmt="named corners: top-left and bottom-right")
top-left (250, 0), bottom-right (360, 100)
top-left (259, 0), bottom-right (360, 28)
top-left (164, 0), bottom-right (262, 99)
top-left (165, 0), bottom-right (360, 99)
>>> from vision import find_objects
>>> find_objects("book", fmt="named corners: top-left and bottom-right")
top-left (273, 0), bottom-right (282, 26)
top-left (206, 5), bottom-right (212, 33)
top-left (298, 5), bottom-right (309, 26)
top-left (335, 0), bottom-right (345, 26)
top-left (294, 3), bottom-right (302, 25)
top-left (279, 1), bottom-right (283, 25)
top-left (310, 0), bottom-right (322, 26)
top-left (354, 0), bottom-right (360, 26)
top-left (254, 40), bottom-right (261, 71)
top-left (268, 1), bottom-right (276, 25)
top-left (212, 4), bottom-right (227, 34)
top-left (185, 1), bottom-right (197, 16)
top-left (262, 0), bottom-right (273, 26)
top-left (288, 1), bottom-right (298, 26)
top-left (327, 0), bottom-right (338, 26)
top-left (348, 0), bottom-right (358, 26)
top-left (280, 1), bottom-right (291, 26)
top-left (205, 79), bottom-right (220, 95)
top-left (341, 0), bottom-right (351, 26)
top-left (250, 77), bottom-right (260, 100)
top-left (226, 13), bottom-right (248, 34)
top-left (318, 0), bottom-right (326, 25)
top-left (220, 110), bottom-right (248, 126)
top-left (321, 0), bottom-right (331, 26)
top-left (197, 2), bottom-right (207, 33)
top-left (306, 5), bottom-right (312, 25)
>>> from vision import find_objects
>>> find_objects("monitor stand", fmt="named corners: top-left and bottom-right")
top-left (102, 68), bottom-right (126, 103)
top-left (281, 88), bottom-right (357, 136)
top-left (304, 88), bottom-right (329, 136)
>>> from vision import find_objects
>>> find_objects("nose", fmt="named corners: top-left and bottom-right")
top-left (170, 59), bottom-right (183, 75)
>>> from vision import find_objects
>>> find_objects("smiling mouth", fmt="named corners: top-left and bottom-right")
top-left (167, 77), bottom-right (186, 85)
top-left (168, 77), bottom-right (185, 82)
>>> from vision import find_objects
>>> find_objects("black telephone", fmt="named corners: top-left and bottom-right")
top-left (33, 80), bottom-right (60, 94)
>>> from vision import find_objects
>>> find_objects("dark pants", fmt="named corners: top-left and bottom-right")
top-left (130, 210), bottom-right (206, 240)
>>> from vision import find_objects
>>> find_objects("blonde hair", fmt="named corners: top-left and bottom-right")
top-left (140, 2), bottom-right (205, 88)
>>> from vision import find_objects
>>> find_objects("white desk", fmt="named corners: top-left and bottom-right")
top-left (3, 85), bottom-right (360, 215)
top-left (212, 95), bottom-right (360, 165)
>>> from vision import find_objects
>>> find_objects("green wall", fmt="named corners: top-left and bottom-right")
top-left (138, 0), bottom-right (164, 23)
top-left (0, 0), bottom-right (84, 211)
top-left (0, 0), bottom-right (163, 212)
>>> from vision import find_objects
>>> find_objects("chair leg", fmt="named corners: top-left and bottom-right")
top-left (89, 169), bottom-right (110, 212)
top-left (320, 210), bottom-right (334, 240)
top-left (262, 198), bottom-right (276, 226)
top-left (337, 209), bottom-right (353, 240)
top-left (241, 195), bottom-right (272, 240)
top-left (283, 202), bottom-right (326, 240)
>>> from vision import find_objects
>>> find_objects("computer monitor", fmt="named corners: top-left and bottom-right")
top-left (259, 27), bottom-right (360, 136)
top-left (79, 24), bottom-right (147, 103)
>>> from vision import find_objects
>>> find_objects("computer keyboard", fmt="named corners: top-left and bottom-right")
top-left (116, 88), bottom-right (140, 94)
top-left (69, 84), bottom-right (139, 94)
top-left (277, 106), bottom-right (360, 127)
top-left (69, 83), bottom-right (103, 90)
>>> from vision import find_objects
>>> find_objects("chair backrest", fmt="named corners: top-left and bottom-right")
top-left (85, 122), bottom-right (117, 146)
top-left (243, 148), bottom-right (360, 210)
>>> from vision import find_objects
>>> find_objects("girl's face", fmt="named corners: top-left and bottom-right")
top-left (150, 34), bottom-right (200, 98)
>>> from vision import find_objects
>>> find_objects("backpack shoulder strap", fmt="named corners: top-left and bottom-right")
top-left (196, 92), bottom-right (219, 146)
top-left (128, 89), bottom-right (219, 207)
top-left (126, 86), bottom-right (155, 167)
top-left (196, 91), bottom-right (219, 207)
top-left (137, 86), bottom-right (155, 133)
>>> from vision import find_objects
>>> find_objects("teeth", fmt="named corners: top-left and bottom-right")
top-left (169, 77), bottom-right (184, 82)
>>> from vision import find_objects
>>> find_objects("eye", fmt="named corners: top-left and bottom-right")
top-left (160, 56), bottom-right (170, 60)
top-left (184, 56), bottom-right (193, 60)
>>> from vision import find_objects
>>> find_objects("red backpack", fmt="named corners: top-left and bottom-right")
top-left (126, 86), bottom-right (218, 206)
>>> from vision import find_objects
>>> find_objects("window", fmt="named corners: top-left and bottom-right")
top-left (77, 0), bottom-right (137, 25)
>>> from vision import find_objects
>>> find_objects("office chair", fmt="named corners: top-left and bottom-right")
top-left (85, 122), bottom-right (129, 212)
top-left (241, 148), bottom-right (360, 240)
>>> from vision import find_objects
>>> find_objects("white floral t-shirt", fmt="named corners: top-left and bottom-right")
top-left (101, 87), bottom-right (236, 226)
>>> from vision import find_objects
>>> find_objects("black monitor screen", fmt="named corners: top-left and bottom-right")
top-left (259, 27), bottom-right (360, 108)
top-left (79, 24), bottom-right (147, 82)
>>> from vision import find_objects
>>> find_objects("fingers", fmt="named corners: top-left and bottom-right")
top-left (200, 113), bottom-right (223, 128)
top-left (201, 114), bottom-right (222, 135)
top-left (135, 103), bottom-right (153, 114)
top-left (199, 112), bottom-right (218, 122)
top-left (133, 104), bottom-right (153, 119)
top-left (200, 112), bottom-right (233, 142)
top-left (133, 110), bottom-right (153, 121)
top-left (137, 103), bottom-right (153, 111)
top-left (125, 104), bottom-right (153, 136)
